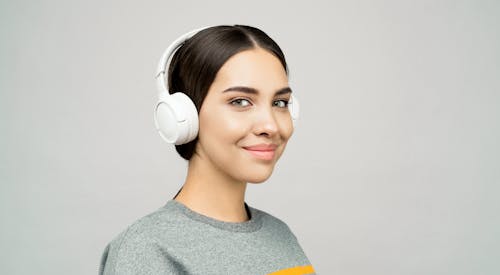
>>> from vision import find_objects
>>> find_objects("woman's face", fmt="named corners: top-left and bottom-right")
top-left (195, 47), bottom-right (294, 183)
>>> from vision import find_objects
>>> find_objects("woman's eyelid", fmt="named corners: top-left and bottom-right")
top-left (229, 97), bottom-right (253, 107)
top-left (274, 99), bottom-right (289, 108)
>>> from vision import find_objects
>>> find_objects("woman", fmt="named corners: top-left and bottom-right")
top-left (99, 25), bottom-right (315, 275)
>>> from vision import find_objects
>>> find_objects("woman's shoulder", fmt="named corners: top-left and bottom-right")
top-left (107, 203), bottom-right (180, 248)
top-left (99, 204), bottom-right (182, 274)
top-left (249, 205), bottom-right (298, 238)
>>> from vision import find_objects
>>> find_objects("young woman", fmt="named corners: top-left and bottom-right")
top-left (99, 25), bottom-right (315, 275)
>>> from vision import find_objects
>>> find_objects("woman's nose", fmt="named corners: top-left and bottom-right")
top-left (253, 106), bottom-right (279, 137)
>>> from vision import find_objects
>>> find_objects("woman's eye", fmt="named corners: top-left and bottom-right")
top-left (230, 98), bottom-right (251, 107)
top-left (274, 99), bottom-right (289, 108)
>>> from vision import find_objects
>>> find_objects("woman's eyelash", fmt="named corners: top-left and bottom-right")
top-left (274, 99), bottom-right (289, 108)
top-left (230, 98), bottom-right (252, 107)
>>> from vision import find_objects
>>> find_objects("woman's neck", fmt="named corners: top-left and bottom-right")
top-left (173, 153), bottom-right (249, 223)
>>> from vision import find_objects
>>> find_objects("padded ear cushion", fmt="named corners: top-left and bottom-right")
top-left (154, 92), bottom-right (199, 145)
top-left (288, 94), bottom-right (300, 126)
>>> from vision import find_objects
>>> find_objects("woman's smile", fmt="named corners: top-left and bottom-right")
top-left (242, 143), bottom-right (278, 161)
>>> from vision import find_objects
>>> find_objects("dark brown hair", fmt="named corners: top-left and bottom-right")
top-left (168, 25), bottom-right (288, 160)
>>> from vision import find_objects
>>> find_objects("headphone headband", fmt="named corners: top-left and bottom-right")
top-left (155, 26), bottom-right (211, 96)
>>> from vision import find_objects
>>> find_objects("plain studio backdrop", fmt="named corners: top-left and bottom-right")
top-left (1, 0), bottom-right (499, 274)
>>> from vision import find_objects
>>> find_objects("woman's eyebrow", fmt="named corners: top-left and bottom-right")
top-left (221, 86), bottom-right (292, 95)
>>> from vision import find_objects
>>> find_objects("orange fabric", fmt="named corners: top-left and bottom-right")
top-left (267, 265), bottom-right (315, 275)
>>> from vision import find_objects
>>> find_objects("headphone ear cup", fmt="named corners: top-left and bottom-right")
top-left (288, 94), bottom-right (300, 126)
top-left (154, 92), bottom-right (199, 145)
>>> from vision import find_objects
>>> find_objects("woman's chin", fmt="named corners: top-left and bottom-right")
top-left (244, 169), bottom-right (274, 184)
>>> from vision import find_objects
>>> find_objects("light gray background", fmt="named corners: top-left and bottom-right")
top-left (1, 0), bottom-right (499, 274)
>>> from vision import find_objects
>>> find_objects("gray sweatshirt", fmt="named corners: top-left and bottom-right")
top-left (99, 200), bottom-right (315, 274)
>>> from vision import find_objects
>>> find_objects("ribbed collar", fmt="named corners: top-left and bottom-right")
top-left (164, 199), bottom-right (263, 233)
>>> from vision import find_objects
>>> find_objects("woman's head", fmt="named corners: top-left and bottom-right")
top-left (168, 25), bottom-right (293, 182)
top-left (168, 25), bottom-right (290, 159)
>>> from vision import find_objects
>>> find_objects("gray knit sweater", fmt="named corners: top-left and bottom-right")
top-left (99, 200), bottom-right (315, 274)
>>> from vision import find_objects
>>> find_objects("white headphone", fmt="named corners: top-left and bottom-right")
top-left (154, 26), bottom-right (300, 145)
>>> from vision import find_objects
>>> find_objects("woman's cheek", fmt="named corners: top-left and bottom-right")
top-left (278, 114), bottom-right (294, 138)
top-left (222, 110), bottom-right (252, 132)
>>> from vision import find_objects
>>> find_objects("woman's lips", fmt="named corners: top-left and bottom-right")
top-left (243, 144), bottom-right (276, 160)
top-left (244, 149), bottom-right (275, 160)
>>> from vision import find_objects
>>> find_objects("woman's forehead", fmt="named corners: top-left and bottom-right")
top-left (212, 48), bottom-right (289, 92)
